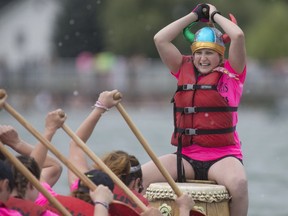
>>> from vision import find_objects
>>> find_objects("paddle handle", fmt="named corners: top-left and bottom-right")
top-left (0, 142), bottom-right (72, 216)
top-left (115, 102), bottom-right (183, 197)
top-left (61, 123), bottom-right (148, 212)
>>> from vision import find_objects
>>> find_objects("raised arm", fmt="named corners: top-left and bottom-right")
top-left (30, 109), bottom-right (66, 185)
top-left (208, 4), bottom-right (246, 73)
top-left (154, 4), bottom-right (208, 73)
top-left (68, 90), bottom-right (121, 186)
top-left (0, 121), bottom-right (65, 187)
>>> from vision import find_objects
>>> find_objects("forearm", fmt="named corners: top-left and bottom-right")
top-left (93, 205), bottom-right (109, 216)
top-left (154, 12), bottom-right (197, 43)
top-left (213, 12), bottom-right (246, 73)
top-left (68, 108), bottom-right (105, 185)
top-left (74, 108), bottom-right (105, 143)
top-left (30, 128), bottom-right (56, 169)
top-left (212, 13), bottom-right (244, 40)
top-left (179, 208), bottom-right (190, 216)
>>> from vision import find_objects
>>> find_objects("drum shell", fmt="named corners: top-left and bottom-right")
top-left (145, 182), bottom-right (230, 216)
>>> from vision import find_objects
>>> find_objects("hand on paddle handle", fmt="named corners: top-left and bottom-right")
top-left (192, 3), bottom-right (209, 22)
top-left (90, 184), bottom-right (113, 206)
top-left (175, 194), bottom-right (195, 215)
top-left (97, 89), bottom-right (122, 111)
top-left (0, 125), bottom-right (22, 149)
top-left (45, 109), bottom-right (67, 136)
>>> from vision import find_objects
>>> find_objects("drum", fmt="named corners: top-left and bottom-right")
top-left (145, 182), bottom-right (230, 216)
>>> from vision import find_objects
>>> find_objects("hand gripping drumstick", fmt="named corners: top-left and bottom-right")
top-left (60, 113), bottom-right (149, 212)
top-left (0, 141), bottom-right (71, 216)
top-left (113, 92), bottom-right (183, 196)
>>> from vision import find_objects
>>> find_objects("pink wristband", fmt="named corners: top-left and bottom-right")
top-left (93, 101), bottom-right (109, 111)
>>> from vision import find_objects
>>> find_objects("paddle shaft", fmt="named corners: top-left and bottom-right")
top-left (114, 99), bottom-right (183, 197)
top-left (61, 123), bottom-right (148, 212)
top-left (0, 91), bottom-right (98, 192)
top-left (0, 142), bottom-right (72, 216)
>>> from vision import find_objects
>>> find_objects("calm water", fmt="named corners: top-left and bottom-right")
top-left (1, 104), bottom-right (288, 216)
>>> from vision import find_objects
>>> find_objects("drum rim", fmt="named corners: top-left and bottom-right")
top-left (145, 182), bottom-right (230, 203)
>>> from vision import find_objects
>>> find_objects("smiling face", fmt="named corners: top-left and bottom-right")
top-left (193, 48), bottom-right (222, 75)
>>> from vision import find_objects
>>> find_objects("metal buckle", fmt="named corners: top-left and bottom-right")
top-left (184, 107), bottom-right (195, 114)
top-left (184, 128), bottom-right (197, 135)
top-left (183, 84), bottom-right (194, 90)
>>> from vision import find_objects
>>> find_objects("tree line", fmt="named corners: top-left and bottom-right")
top-left (53, 0), bottom-right (288, 60)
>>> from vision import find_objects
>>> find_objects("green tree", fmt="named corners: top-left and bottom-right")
top-left (246, 2), bottom-right (288, 59)
top-left (53, 0), bottom-right (106, 57)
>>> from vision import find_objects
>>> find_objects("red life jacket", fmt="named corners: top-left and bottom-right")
top-left (45, 194), bottom-right (139, 216)
top-left (113, 185), bottom-right (148, 214)
top-left (44, 195), bottom-right (94, 215)
top-left (171, 56), bottom-right (237, 147)
top-left (5, 197), bottom-right (47, 216)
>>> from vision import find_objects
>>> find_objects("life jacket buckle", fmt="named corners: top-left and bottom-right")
top-left (184, 107), bottom-right (196, 114)
top-left (183, 84), bottom-right (194, 90)
top-left (184, 128), bottom-right (197, 135)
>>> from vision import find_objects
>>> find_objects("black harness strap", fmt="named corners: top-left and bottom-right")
top-left (175, 106), bottom-right (238, 114)
top-left (176, 134), bottom-right (186, 183)
top-left (176, 84), bottom-right (217, 92)
top-left (175, 126), bottom-right (236, 135)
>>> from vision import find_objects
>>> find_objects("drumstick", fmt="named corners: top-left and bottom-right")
top-left (0, 89), bottom-right (98, 191)
top-left (113, 92), bottom-right (183, 197)
top-left (0, 141), bottom-right (72, 216)
top-left (61, 119), bottom-right (148, 212)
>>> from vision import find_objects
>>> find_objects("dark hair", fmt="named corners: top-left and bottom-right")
top-left (8, 155), bottom-right (40, 198)
top-left (122, 155), bottom-right (143, 193)
top-left (0, 160), bottom-right (14, 191)
top-left (0, 151), bottom-right (6, 161)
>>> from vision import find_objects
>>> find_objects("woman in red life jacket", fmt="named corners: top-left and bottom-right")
top-left (142, 3), bottom-right (248, 216)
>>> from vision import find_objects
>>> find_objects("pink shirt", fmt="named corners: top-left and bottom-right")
top-left (0, 202), bottom-right (22, 216)
top-left (172, 58), bottom-right (246, 161)
top-left (35, 182), bottom-right (58, 206)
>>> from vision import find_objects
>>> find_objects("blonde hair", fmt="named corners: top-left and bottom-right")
top-left (94, 150), bottom-right (130, 178)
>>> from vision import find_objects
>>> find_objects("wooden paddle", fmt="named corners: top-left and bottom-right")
top-left (61, 116), bottom-right (149, 212)
top-left (0, 89), bottom-right (140, 216)
top-left (113, 93), bottom-right (207, 216)
top-left (113, 92), bottom-right (183, 196)
top-left (0, 141), bottom-right (72, 216)
top-left (0, 89), bottom-right (97, 191)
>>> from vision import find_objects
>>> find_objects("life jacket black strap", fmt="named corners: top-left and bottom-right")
top-left (176, 136), bottom-right (186, 183)
top-left (175, 126), bottom-right (236, 135)
top-left (175, 106), bottom-right (238, 114)
top-left (177, 84), bottom-right (217, 92)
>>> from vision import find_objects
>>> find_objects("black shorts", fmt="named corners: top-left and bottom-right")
top-left (180, 154), bottom-right (243, 180)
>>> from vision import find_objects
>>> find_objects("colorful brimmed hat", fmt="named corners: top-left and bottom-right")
top-left (191, 27), bottom-right (225, 56)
